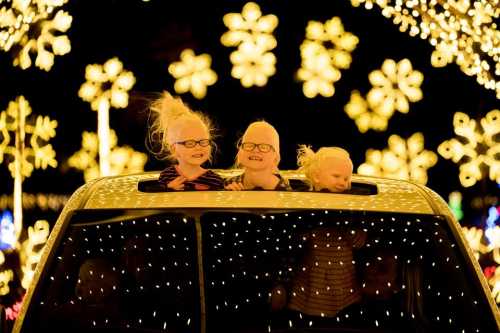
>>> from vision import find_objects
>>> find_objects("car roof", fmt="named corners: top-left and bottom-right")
top-left (67, 170), bottom-right (444, 215)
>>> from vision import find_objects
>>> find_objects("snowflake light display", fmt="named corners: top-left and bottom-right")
top-left (349, 0), bottom-right (500, 99)
top-left (78, 57), bottom-right (136, 177)
top-left (358, 133), bottom-right (437, 185)
top-left (168, 49), bottom-right (217, 99)
top-left (438, 110), bottom-right (500, 187)
top-left (297, 17), bottom-right (358, 98)
top-left (221, 2), bottom-right (278, 87)
top-left (0, 0), bottom-right (72, 71)
top-left (0, 96), bottom-right (57, 241)
top-left (68, 130), bottom-right (147, 182)
top-left (345, 58), bottom-right (423, 132)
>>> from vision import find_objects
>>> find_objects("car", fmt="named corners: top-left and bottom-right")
top-left (7, 170), bottom-right (500, 333)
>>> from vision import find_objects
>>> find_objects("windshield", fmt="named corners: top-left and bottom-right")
top-left (21, 209), bottom-right (497, 333)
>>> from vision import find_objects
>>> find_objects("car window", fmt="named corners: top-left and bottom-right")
top-left (201, 210), bottom-right (497, 333)
top-left (21, 209), bottom-right (497, 333)
top-left (23, 211), bottom-right (200, 333)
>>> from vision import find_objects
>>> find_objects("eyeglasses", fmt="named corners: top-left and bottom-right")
top-left (240, 142), bottom-right (275, 153)
top-left (175, 139), bottom-right (211, 148)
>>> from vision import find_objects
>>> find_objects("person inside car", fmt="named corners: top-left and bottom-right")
top-left (296, 145), bottom-right (353, 193)
top-left (148, 91), bottom-right (224, 190)
top-left (225, 120), bottom-right (291, 191)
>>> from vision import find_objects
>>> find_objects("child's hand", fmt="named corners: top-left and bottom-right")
top-left (225, 182), bottom-right (245, 191)
top-left (167, 176), bottom-right (187, 190)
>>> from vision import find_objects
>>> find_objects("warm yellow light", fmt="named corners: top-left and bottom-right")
top-left (298, 17), bottom-right (358, 98)
top-left (0, 252), bottom-right (13, 296)
top-left (367, 58), bottom-right (424, 116)
top-left (221, 2), bottom-right (278, 87)
top-left (350, 0), bottom-right (500, 99)
top-left (168, 49), bottom-right (217, 99)
top-left (69, 131), bottom-right (148, 182)
top-left (344, 90), bottom-right (389, 133)
top-left (20, 220), bottom-right (50, 289)
top-left (438, 110), bottom-right (499, 187)
top-left (78, 57), bottom-right (136, 177)
top-left (358, 132), bottom-right (437, 184)
top-left (7, 4), bottom-right (73, 71)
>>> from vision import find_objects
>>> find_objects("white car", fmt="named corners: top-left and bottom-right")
top-left (9, 171), bottom-right (500, 333)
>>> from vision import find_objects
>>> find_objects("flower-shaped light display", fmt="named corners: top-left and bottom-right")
top-left (78, 57), bottom-right (136, 177)
top-left (358, 133), bottom-right (437, 185)
top-left (438, 110), bottom-right (500, 187)
top-left (297, 17), bottom-right (358, 98)
top-left (69, 131), bottom-right (147, 182)
top-left (168, 49), bottom-right (217, 99)
top-left (1, 0), bottom-right (72, 71)
top-left (221, 2), bottom-right (278, 87)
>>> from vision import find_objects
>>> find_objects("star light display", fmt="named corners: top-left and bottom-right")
top-left (345, 59), bottom-right (424, 132)
top-left (358, 133), bottom-right (437, 184)
top-left (438, 109), bottom-right (500, 187)
top-left (68, 130), bottom-right (147, 182)
top-left (168, 49), bottom-right (217, 99)
top-left (0, 0), bottom-right (72, 71)
top-left (349, 0), bottom-right (500, 99)
top-left (297, 17), bottom-right (358, 98)
top-left (0, 96), bottom-right (57, 241)
top-left (221, 2), bottom-right (278, 87)
top-left (78, 57), bottom-right (136, 177)
top-left (32, 210), bottom-right (494, 331)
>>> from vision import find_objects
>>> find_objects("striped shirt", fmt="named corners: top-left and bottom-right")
top-left (224, 173), bottom-right (291, 191)
top-left (158, 165), bottom-right (224, 190)
top-left (288, 228), bottom-right (367, 317)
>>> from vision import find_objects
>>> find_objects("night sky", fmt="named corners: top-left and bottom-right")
top-left (0, 0), bottom-right (498, 224)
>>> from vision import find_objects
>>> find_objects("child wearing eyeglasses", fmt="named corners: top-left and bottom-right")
top-left (225, 121), bottom-right (291, 190)
top-left (148, 91), bottom-right (224, 190)
top-left (297, 145), bottom-right (353, 192)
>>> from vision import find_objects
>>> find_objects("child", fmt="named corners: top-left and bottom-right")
top-left (225, 121), bottom-right (290, 191)
top-left (148, 92), bottom-right (224, 190)
top-left (297, 145), bottom-right (353, 192)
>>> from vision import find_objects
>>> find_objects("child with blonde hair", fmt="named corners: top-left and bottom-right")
top-left (225, 121), bottom-right (290, 191)
top-left (297, 145), bottom-right (353, 192)
top-left (148, 91), bottom-right (224, 190)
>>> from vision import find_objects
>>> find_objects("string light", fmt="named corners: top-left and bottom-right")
top-left (298, 17), bottom-right (358, 98)
top-left (20, 220), bottom-right (50, 289)
top-left (168, 49), bottom-right (217, 99)
top-left (221, 2), bottom-right (278, 87)
top-left (0, 193), bottom-right (69, 211)
top-left (358, 133), bottom-right (437, 184)
top-left (349, 0), bottom-right (500, 98)
top-left (438, 109), bottom-right (500, 187)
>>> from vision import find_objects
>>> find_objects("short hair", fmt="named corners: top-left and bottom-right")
top-left (235, 120), bottom-right (281, 169)
top-left (297, 145), bottom-right (353, 182)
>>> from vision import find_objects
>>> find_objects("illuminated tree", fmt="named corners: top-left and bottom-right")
top-left (78, 57), bottom-right (136, 177)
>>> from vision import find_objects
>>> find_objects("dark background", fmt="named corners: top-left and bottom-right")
top-left (0, 0), bottom-right (498, 226)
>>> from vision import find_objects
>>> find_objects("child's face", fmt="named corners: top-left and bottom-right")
top-left (313, 156), bottom-right (352, 192)
top-left (238, 125), bottom-right (279, 172)
top-left (172, 119), bottom-right (211, 166)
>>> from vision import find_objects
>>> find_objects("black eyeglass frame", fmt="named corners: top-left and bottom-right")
top-left (174, 139), bottom-right (211, 148)
top-left (239, 142), bottom-right (275, 153)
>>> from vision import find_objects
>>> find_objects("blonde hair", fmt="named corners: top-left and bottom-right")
top-left (235, 120), bottom-right (281, 169)
top-left (297, 145), bottom-right (353, 183)
top-left (147, 91), bottom-right (215, 161)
